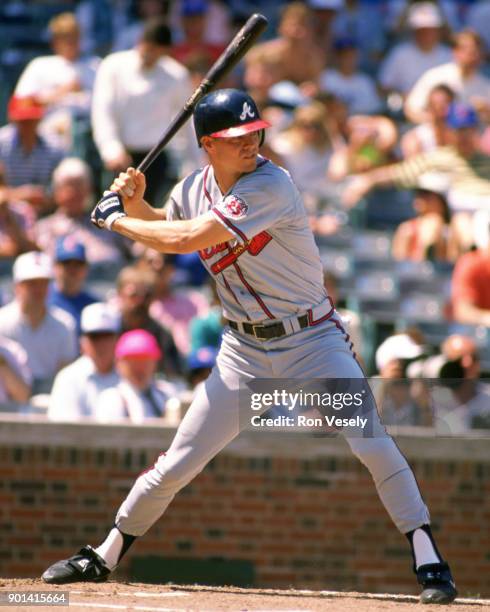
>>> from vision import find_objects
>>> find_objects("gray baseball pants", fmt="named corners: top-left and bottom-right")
top-left (115, 315), bottom-right (430, 536)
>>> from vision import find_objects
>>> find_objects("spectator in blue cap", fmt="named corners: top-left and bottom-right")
top-left (445, 100), bottom-right (479, 130)
top-left (186, 345), bottom-right (218, 390)
top-left (48, 236), bottom-right (98, 334)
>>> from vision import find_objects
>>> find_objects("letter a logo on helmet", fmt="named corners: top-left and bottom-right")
top-left (193, 89), bottom-right (270, 147)
top-left (240, 102), bottom-right (255, 121)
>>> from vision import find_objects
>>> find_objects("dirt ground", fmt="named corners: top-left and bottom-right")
top-left (0, 579), bottom-right (489, 612)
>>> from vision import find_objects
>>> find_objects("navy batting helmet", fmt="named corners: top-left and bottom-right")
top-left (193, 89), bottom-right (270, 147)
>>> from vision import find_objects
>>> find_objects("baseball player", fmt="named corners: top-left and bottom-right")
top-left (42, 89), bottom-right (456, 604)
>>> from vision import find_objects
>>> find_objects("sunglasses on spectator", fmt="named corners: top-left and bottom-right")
top-left (85, 332), bottom-right (117, 340)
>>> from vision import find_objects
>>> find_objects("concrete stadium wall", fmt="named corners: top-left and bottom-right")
top-left (0, 415), bottom-right (489, 597)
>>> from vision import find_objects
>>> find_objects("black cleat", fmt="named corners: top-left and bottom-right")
top-left (42, 545), bottom-right (111, 584)
top-left (417, 562), bottom-right (458, 604)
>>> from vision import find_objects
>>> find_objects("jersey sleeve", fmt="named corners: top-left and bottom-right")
top-left (164, 181), bottom-right (184, 222)
top-left (210, 167), bottom-right (296, 244)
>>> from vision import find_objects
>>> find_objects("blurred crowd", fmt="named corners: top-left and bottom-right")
top-left (0, 0), bottom-right (489, 434)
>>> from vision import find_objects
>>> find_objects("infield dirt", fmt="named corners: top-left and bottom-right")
top-left (1, 579), bottom-right (489, 612)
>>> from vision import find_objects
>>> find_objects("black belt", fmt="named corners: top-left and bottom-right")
top-left (227, 314), bottom-right (309, 340)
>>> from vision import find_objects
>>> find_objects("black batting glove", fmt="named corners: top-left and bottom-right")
top-left (90, 192), bottom-right (127, 230)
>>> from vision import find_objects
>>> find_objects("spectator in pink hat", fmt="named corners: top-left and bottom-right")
top-left (94, 329), bottom-right (179, 423)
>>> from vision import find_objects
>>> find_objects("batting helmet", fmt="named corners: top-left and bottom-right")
top-left (193, 89), bottom-right (270, 147)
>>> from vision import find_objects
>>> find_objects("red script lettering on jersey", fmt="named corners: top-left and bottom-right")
top-left (198, 231), bottom-right (272, 275)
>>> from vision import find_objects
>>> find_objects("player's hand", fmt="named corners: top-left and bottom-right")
top-left (110, 167), bottom-right (146, 214)
top-left (90, 192), bottom-right (127, 231)
top-left (341, 174), bottom-right (373, 209)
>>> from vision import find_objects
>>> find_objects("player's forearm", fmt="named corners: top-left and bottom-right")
top-left (112, 212), bottom-right (230, 253)
top-left (124, 197), bottom-right (166, 221)
top-left (112, 216), bottom-right (200, 253)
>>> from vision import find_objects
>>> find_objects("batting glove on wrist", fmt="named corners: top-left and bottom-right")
top-left (90, 192), bottom-right (127, 230)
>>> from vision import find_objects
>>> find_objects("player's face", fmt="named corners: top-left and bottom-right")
top-left (205, 131), bottom-right (261, 173)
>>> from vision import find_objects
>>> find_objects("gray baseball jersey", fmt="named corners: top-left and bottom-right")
top-left (166, 157), bottom-right (327, 321)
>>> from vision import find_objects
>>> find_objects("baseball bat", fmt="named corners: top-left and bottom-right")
top-left (137, 13), bottom-right (268, 173)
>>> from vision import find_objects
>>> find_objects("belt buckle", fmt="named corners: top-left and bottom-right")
top-left (252, 323), bottom-right (267, 340)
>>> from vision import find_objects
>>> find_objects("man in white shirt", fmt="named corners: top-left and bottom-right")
top-left (0, 252), bottom-right (78, 394)
top-left (48, 302), bottom-right (121, 421)
top-left (379, 2), bottom-right (451, 97)
top-left (91, 17), bottom-right (200, 206)
top-left (14, 12), bottom-right (100, 149)
top-left (405, 29), bottom-right (490, 124)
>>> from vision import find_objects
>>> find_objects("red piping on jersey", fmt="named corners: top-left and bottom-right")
top-left (222, 273), bottom-right (242, 308)
top-left (203, 165), bottom-right (212, 204)
top-left (306, 296), bottom-right (335, 326)
top-left (332, 317), bottom-right (357, 361)
top-left (212, 207), bottom-right (249, 243)
top-left (232, 260), bottom-right (275, 319)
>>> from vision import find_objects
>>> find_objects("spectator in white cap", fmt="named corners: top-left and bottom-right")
top-left (379, 2), bottom-right (451, 98)
top-left (0, 251), bottom-right (78, 393)
top-left (48, 302), bottom-right (120, 421)
top-left (376, 332), bottom-right (426, 378)
top-left (94, 329), bottom-right (179, 424)
top-left (374, 331), bottom-right (430, 426)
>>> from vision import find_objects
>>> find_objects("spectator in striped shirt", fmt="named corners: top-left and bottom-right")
top-left (0, 96), bottom-right (64, 212)
top-left (343, 102), bottom-right (490, 219)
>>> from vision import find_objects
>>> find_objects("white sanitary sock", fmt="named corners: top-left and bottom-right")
top-left (95, 528), bottom-right (124, 571)
top-left (412, 528), bottom-right (441, 569)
